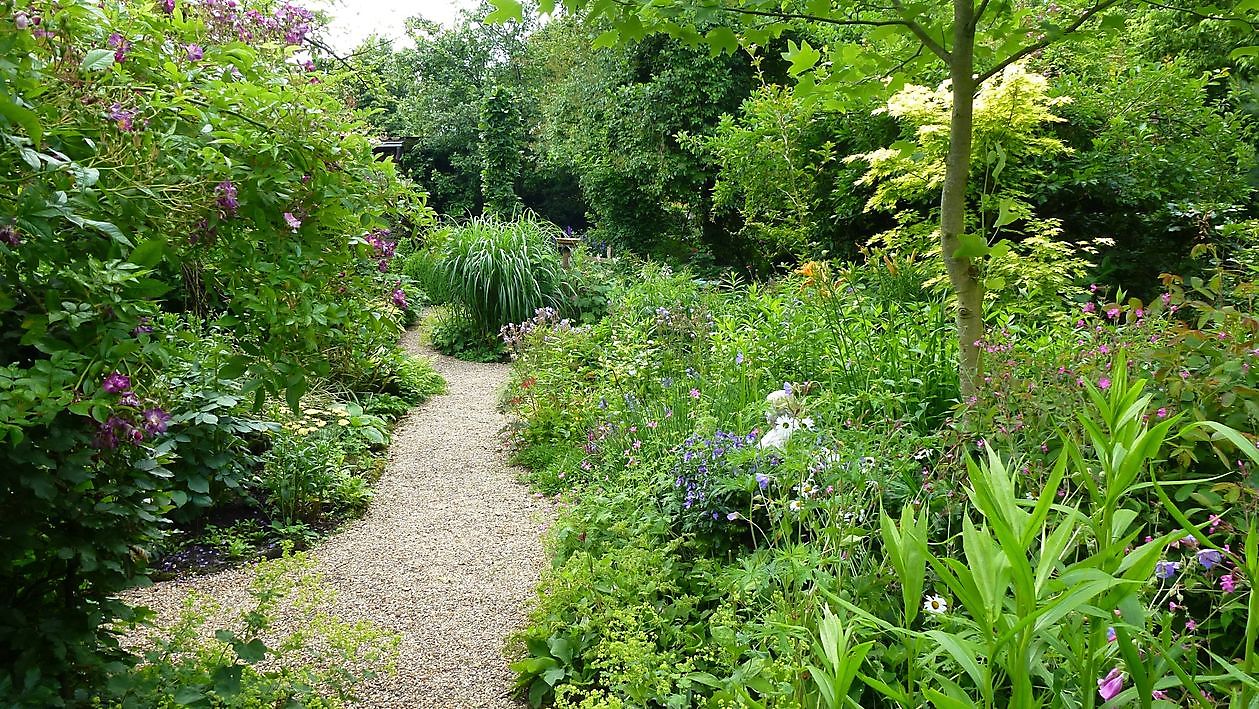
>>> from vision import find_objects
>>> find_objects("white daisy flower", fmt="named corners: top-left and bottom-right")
top-left (923, 594), bottom-right (948, 615)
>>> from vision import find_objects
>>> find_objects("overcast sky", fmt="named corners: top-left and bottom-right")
top-left (317, 0), bottom-right (482, 52)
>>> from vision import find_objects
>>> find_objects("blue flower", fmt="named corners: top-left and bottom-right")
top-left (735, 351), bottom-right (744, 365)
top-left (1197, 549), bottom-right (1222, 569)
top-left (1155, 560), bottom-right (1181, 580)
top-left (755, 472), bottom-right (770, 490)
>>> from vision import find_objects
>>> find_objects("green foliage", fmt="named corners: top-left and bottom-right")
top-left (0, 0), bottom-right (428, 697)
top-left (430, 215), bottom-right (572, 340)
top-left (480, 82), bottom-right (525, 216)
top-left (500, 255), bottom-right (1259, 707)
top-left (101, 553), bottom-right (399, 707)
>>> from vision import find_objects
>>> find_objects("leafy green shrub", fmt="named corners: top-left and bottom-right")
top-left (430, 308), bottom-right (506, 361)
top-left (102, 553), bottom-right (399, 707)
top-left (0, 0), bottom-right (425, 695)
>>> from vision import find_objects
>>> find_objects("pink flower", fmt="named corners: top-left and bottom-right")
top-left (1152, 690), bottom-right (1170, 700)
top-left (391, 288), bottom-right (407, 308)
top-left (689, 388), bottom-right (700, 399)
top-left (1084, 302), bottom-right (1097, 313)
top-left (283, 212), bottom-right (302, 230)
top-left (1098, 377), bottom-right (1111, 390)
top-left (1185, 619), bottom-right (1196, 632)
top-left (1106, 307), bottom-right (1121, 319)
top-left (1098, 668), bottom-right (1124, 702)
top-left (1221, 574), bottom-right (1236, 593)
top-left (1156, 407), bottom-right (1167, 418)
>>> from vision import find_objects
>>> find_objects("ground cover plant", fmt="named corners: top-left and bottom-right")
top-left (0, 0), bottom-right (441, 703)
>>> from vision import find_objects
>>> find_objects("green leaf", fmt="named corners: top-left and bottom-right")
top-left (173, 687), bottom-right (204, 705)
top-left (783, 40), bottom-right (822, 77)
top-left (233, 638), bottom-right (267, 663)
top-left (591, 29), bottom-right (620, 49)
top-left (952, 233), bottom-right (991, 259)
top-left (129, 238), bottom-right (166, 267)
top-left (993, 197), bottom-right (1019, 229)
top-left (0, 95), bottom-right (43, 145)
top-left (484, 0), bottom-right (523, 23)
top-left (984, 276), bottom-right (1006, 290)
top-left (81, 49), bottom-right (117, 72)
top-left (705, 27), bottom-right (739, 55)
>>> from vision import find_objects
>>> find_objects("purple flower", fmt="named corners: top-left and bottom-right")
top-left (1197, 549), bottom-right (1222, 569)
top-left (141, 407), bottom-right (171, 435)
top-left (132, 317), bottom-right (153, 336)
top-left (108, 33), bottom-right (130, 63)
top-left (735, 351), bottom-right (744, 365)
top-left (755, 472), bottom-right (770, 490)
top-left (162, 0), bottom-right (176, 12)
top-left (1106, 626), bottom-right (1116, 643)
top-left (783, 382), bottom-right (793, 395)
top-left (1098, 377), bottom-right (1111, 390)
top-left (185, 43), bottom-right (203, 61)
top-left (102, 372), bottom-right (132, 394)
top-left (118, 391), bottom-right (141, 408)
top-left (1106, 307), bottom-right (1121, 319)
top-left (1083, 302), bottom-right (1096, 313)
top-left (726, 512), bottom-right (739, 521)
top-left (217, 181), bottom-right (238, 215)
top-left (1221, 574), bottom-right (1236, 593)
top-left (1098, 668), bottom-right (1124, 702)
top-left (689, 388), bottom-right (700, 399)
top-left (14, 12), bottom-right (30, 29)
top-left (1154, 560), bottom-right (1181, 580)
top-left (0, 225), bottom-right (19, 247)
top-left (283, 212), bottom-right (302, 230)
top-left (107, 103), bottom-right (136, 132)
top-left (391, 288), bottom-right (408, 309)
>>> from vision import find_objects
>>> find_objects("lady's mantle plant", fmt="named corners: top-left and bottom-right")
top-left (0, 0), bottom-right (424, 702)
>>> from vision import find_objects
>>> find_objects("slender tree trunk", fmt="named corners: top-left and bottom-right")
top-left (941, 0), bottom-right (983, 399)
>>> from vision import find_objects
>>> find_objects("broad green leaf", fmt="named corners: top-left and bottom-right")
top-left (783, 40), bottom-right (822, 77)
top-left (81, 49), bottom-right (117, 72)
top-left (485, 0), bottom-right (524, 23)
top-left (952, 233), bottom-right (990, 259)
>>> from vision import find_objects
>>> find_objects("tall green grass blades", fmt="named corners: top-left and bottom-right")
top-left (434, 214), bottom-right (572, 336)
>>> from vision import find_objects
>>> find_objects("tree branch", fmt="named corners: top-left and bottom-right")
top-left (975, 0), bottom-right (1121, 83)
top-left (1134, 0), bottom-right (1259, 29)
top-left (889, 0), bottom-right (952, 63)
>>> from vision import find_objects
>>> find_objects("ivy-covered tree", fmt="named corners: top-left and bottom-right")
top-left (480, 82), bottom-right (525, 215)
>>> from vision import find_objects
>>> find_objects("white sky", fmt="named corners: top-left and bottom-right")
top-left (317, 0), bottom-right (482, 52)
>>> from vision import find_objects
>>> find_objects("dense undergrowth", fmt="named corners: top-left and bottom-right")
top-left (502, 255), bottom-right (1259, 708)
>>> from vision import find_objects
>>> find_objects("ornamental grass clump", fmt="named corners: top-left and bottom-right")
top-left (434, 214), bottom-right (573, 338)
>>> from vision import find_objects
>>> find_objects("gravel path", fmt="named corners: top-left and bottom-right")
top-left (124, 330), bottom-right (553, 707)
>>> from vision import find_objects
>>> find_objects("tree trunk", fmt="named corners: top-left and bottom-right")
top-left (941, 0), bottom-right (983, 400)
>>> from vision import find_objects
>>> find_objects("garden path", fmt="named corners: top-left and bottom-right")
top-left (126, 329), bottom-right (554, 708)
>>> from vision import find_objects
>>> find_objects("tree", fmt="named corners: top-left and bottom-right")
top-left (486, 0), bottom-right (1259, 396)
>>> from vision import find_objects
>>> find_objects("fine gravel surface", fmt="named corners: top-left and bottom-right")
top-left (123, 328), bottom-right (554, 708)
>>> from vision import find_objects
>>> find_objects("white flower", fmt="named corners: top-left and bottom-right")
top-left (797, 480), bottom-right (818, 498)
top-left (759, 426), bottom-right (791, 449)
top-left (788, 499), bottom-right (802, 513)
top-left (923, 595), bottom-right (948, 615)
